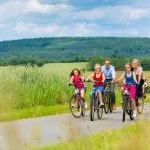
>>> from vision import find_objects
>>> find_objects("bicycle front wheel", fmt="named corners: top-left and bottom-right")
top-left (122, 96), bottom-right (127, 122)
top-left (103, 92), bottom-right (109, 114)
top-left (81, 100), bottom-right (85, 117)
top-left (90, 96), bottom-right (95, 121)
top-left (129, 100), bottom-right (134, 120)
top-left (69, 95), bottom-right (82, 118)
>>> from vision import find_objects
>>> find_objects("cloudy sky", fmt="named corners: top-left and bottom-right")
top-left (0, 0), bottom-right (150, 41)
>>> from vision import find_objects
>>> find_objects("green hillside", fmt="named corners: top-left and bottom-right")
top-left (0, 37), bottom-right (150, 61)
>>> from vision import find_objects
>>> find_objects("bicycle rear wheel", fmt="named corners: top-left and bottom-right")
top-left (97, 105), bottom-right (103, 119)
top-left (103, 92), bottom-right (109, 114)
top-left (137, 98), bottom-right (144, 114)
top-left (69, 95), bottom-right (82, 118)
top-left (90, 96), bottom-right (95, 121)
top-left (109, 95), bottom-right (113, 113)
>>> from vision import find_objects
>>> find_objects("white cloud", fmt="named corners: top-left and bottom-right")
top-left (14, 22), bottom-right (96, 37)
top-left (0, 0), bottom-right (24, 23)
top-left (74, 8), bottom-right (105, 20)
top-left (122, 7), bottom-right (150, 21)
top-left (23, 0), bottom-right (72, 14)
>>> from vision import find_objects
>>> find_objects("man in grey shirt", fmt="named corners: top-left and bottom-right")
top-left (102, 59), bottom-right (116, 110)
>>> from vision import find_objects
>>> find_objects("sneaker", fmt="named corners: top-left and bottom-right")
top-left (133, 110), bottom-right (137, 118)
top-left (72, 103), bottom-right (78, 108)
top-left (84, 102), bottom-right (88, 108)
top-left (100, 102), bottom-right (104, 107)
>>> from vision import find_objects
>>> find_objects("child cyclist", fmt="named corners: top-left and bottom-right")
top-left (85, 64), bottom-right (105, 106)
top-left (69, 68), bottom-right (87, 108)
top-left (117, 63), bottom-right (138, 118)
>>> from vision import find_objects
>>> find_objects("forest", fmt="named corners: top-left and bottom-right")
top-left (0, 37), bottom-right (150, 67)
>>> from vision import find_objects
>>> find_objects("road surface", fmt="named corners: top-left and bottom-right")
top-left (0, 104), bottom-right (150, 149)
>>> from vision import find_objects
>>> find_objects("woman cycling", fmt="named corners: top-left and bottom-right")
top-left (131, 59), bottom-right (145, 99)
top-left (69, 68), bottom-right (87, 108)
top-left (117, 63), bottom-right (138, 118)
top-left (86, 64), bottom-right (105, 106)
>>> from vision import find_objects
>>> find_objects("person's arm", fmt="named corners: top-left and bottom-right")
top-left (85, 73), bottom-right (94, 81)
top-left (138, 68), bottom-right (143, 82)
top-left (111, 66), bottom-right (116, 83)
top-left (102, 73), bottom-right (105, 83)
top-left (69, 76), bottom-right (74, 84)
top-left (112, 66), bottom-right (116, 80)
top-left (133, 72), bottom-right (138, 84)
top-left (117, 73), bottom-right (125, 82)
top-left (101, 66), bottom-right (104, 73)
top-left (80, 76), bottom-right (85, 82)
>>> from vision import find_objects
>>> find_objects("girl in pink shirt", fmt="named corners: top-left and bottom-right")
top-left (69, 68), bottom-right (87, 108)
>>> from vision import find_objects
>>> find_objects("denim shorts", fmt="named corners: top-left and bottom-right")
top-left (93, 86), bottom-right (104, 93)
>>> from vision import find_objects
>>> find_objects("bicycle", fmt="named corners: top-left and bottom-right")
top-left (68, 83), bottom-right (86, 118)
top-left (122, 86), bottom-right (134, 122)
top-left (87, 80), bottom-right (103, 121)
top-left (103, 81), bottom-right (113, 114)
top-left (136, 84), bottom-right (146, 114)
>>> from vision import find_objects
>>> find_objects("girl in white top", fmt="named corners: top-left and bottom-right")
top-left (132, 59), bottom-right (146, 99)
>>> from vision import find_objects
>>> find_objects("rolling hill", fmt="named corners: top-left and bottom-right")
top-left (0, 37), bottom-right (150, 61)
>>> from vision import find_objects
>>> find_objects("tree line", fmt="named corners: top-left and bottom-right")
top-left (87, 56), bottom-right (150, 71)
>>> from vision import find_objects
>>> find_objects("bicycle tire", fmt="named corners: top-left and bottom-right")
top-left (81, 101), bottom-right (85, 116)
top-left (122, 96), bottom-right (127, 122)
top-left (123, 107), bottom-right (126, 122)
top-left (97, 105), bottom-right (103, 119)
top-left (103, 92), bottom-right (109, 114)
top-left (129, 109), bottom-right (134, 120)
top-left (90, 96), bottom-right (95, 121)
top-left (137, 98), bottom-right (144, 114)
top-left (69, 95), bottom-right (82, 118)
top-left (109, 95), bottom-right (113, 113)
top-left (129, 100), bottom-right (134, 120)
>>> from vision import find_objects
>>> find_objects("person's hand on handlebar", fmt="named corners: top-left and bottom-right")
top-left (68, 83), bottom-right (74, 86)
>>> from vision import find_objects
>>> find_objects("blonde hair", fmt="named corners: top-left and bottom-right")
top-left (124, 63), bottom-right (132, 70)
top-left (132, 59), bottom-right (140, 66)
top-left (94, 64), bottom-right (101, 69)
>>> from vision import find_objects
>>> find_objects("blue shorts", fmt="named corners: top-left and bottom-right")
top-left (93, 86), bottom-right (104, 93)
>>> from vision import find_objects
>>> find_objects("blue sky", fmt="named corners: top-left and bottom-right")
top-left (0, 0), bottom-right (150, 41)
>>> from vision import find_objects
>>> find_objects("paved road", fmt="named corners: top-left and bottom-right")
top-left (0, 104), bottom-right (150, 149)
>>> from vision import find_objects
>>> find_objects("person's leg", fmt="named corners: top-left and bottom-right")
top-left (130, 85), bottom-right (137, 117)
top-left (80, 89), bottom-right (85, 100)
top-left (97, 91), bottom-right (103, 105)
top-left (80, 89), bottom-right (88, 108)
top-left (137, 79), bottom-right (144, 99)
top-left (120, 85), bottom-right (126, 106)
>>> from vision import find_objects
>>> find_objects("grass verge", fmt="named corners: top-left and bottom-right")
top-left (35, 120), bottom-right (150, 150)
top-left (0, 105), bottom-right (69, 122)
top-left (1, 94), bottom-right (149, 122)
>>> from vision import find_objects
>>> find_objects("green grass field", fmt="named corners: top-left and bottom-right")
top-left (0, 63), bottom-right (149, 121)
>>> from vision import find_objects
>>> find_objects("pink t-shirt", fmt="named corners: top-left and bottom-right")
top-left (73, 76), bottom-right (84, 89)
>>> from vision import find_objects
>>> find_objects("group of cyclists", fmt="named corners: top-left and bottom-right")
top-left (69, 58), bottom-right (147, 119)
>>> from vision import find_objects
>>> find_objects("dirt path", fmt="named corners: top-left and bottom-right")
top-left (0, 104), bottom-right (150, 149)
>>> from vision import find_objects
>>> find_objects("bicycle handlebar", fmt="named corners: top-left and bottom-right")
top-left (85, 79), bottom-right (103, 84)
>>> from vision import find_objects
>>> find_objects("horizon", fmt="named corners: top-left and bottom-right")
top-left (0, 0), bottom-right (150, 41)
top-left (1, 36), bottom-right (150, 43)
